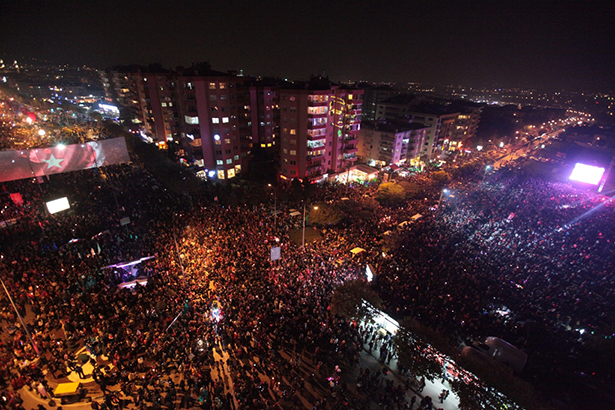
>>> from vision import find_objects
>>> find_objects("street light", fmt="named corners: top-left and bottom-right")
top-left (438, 188), bottom-right (449, 210)
top-left (268, 184), bottom-right (277, 226)
top-left (302, 203), bottom-right (318, 248)
top-left (483, 165), bottom-right (492, 182)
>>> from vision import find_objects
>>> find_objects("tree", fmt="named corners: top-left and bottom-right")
top-left (394, 326), bottom-right (444, 382)
top-left (290, 178), bottom-right (303, 202)
top-left (398, 181), bottom-right (423, 199)
top-left (309, 202), bottom-right (343, 226)
top-left (330, 279), bottom-right (382, 323)
top-left (375, 182), bottom-right (405, 205)
top-left (431, 170), bottom-right (450, 187)
top-left (452, 354), bottom-right (541, 410)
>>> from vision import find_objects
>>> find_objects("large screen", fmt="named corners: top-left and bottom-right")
top-left (0, 137), bottom-right (130, 183)
top-left (569, 163), bottom-right (605, 185)
top-left (46, 197), bottom-right (70, 214)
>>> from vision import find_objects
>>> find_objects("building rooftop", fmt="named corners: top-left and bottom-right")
top-left (380, 93), bottom-right (417, 105)
top-left (363, 120), bottom-right (429, 133)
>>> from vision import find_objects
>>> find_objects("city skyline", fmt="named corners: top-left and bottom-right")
top-left (1, 0), bottom-right (614, 92)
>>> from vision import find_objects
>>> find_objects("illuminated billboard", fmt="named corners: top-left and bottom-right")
top-left (569, 163), bottom-right (605, 185)
top-left (0, 137), bottom-right (130, 183)
top-left (46, 197), bottom-right (70, 214)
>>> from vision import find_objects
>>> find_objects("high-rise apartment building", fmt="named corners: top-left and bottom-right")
top-left (359, 84), bottom-right (403, 121)
top-left (104, 64), bottom-right (245, 180)
top-left (278, 78), bottom-right (363, 182)
top-left (406, 105), bottom-right (459, 158)
top-left (358, 120), bottom-right (428, 167)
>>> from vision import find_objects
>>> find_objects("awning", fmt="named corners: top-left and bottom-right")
top-left (290, 211), bottom-right (301, 216)
top-left (54, 382), bottom-right (81, 397)
top-left (350, 247), bottom-right (366, 254)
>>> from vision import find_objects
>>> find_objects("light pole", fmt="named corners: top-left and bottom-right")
top-left (302, 203), bottom-right (318, 248)
top-left (268, 184), bottom-right (277, 226)
top-left (437, 188), bottom-right (449, 210)
top-left (483, 165), bottom-right (492, 182)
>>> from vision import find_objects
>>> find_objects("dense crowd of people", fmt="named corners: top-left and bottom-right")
top-left (2, 96), bottom-right (615, 409)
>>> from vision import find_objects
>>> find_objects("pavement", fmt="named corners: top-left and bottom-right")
top-left (17, 332), bottom-right (462, 410)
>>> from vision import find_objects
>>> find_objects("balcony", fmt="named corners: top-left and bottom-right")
top-left (308, 152), bottom-right (325, 162)
top-left (307, 133), bottom-right (327, 142)
top-left (307, 99), bottom-right (328, 106)
top-left (343, 147), bottom-right (358, 155)
top-left (307, 164), bottom-right (324, 174)
top-left (307, 122), bottom-right (327, 129)
top-left (344, 137), bottom-right (359, 145)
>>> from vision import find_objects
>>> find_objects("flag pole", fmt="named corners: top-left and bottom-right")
top-left (0, 278), bottom-right (40, 357)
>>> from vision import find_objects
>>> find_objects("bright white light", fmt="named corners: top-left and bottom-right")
top-left (57, 143), bottom-right (65, 150)
top-left (99, 103), bottom-right (120, 114)
top-left (499, 142), bottom-right (504, 148)
top-left (569, 163), bottom-right (605, 185)
top-left (366, 264), bottom-right (374, 282)
top-left (213, 134), bottom-right (221, 141)
top-left (46, 197), bottom-right (70, 214)
top-left (38, 129), bottom-right (46, 136)
top-left (476, 145), bottom-right (483, 151)
top-left (208, 170), bottom-right (216, 178)
top-left (25, 117), bottom-right (33, 124)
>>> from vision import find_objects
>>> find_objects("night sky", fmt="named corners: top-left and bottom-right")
top-left (1, 0), bottom-right (614, 91)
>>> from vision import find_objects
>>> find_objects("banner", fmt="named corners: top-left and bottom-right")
top-left (270, 246), bottom-right (281, 261)
top-left (0, 137), bottom-right (130, 182)
top-left (10, 193), bottom-right (23, 206)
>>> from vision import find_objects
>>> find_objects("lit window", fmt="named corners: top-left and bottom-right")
top-left (225, 139), bottom-right (231, 144)
top-left (267, 143), bottom-right (272, 147)
top-left (227, 168), bottom-right (235, 178)
top-left (209, 83), bottom-right (216, 89)
top-left (260, 143), bottom-right (266, 148)
top-left (290, 96), bottom-right (296, 101)
top-left (212, 118), bottom-right (220, 124)
top-left (161, 102), bottom-right (167, 107)
top-left (234, 155), bottom-right (239, 160)
top-left (290, 129), bottom-right (296, 135)
top-left (219, 83), bottom-right (226, 89)
top-left (222, 117), bottom-right (229, 123)
top-left (290, 150), bottom-right (296, 156)
top-left (217, 160), bottom-right (223, 165)
top-left (226, 159), bottom-right (232, 164)
top-left (217, 170), bottom-right (225, 179)
top-left (185, 115), bottom-right (199, 125)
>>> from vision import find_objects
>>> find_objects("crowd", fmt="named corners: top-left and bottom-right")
top-left (2, 96), bottom-right (615, 409)
top-left (374, 167), bottom-right (615, 403)
top-left (0, 154), bottom-right (432, 410)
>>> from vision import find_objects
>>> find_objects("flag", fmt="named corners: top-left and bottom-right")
top-left (0, 138), bottom-right (130, 183)
top-left (10, 193), bottom-right (23, 206)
